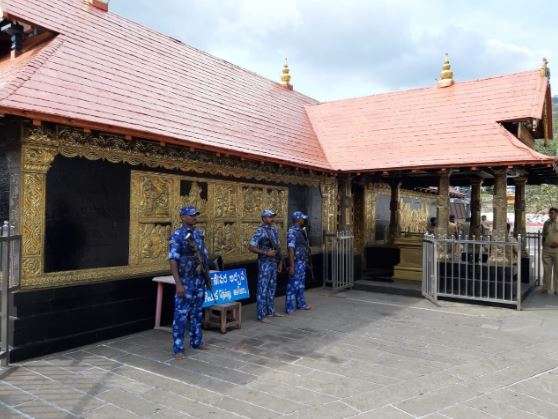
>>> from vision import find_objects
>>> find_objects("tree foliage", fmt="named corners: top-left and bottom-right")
top-left (525, 96), bottom-right (558, 213)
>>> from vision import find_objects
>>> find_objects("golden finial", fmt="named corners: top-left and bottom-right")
top-left (280, 58), bottom-right (293, 90)
top-left (541, 57), bottom-right (550, 77)
top-left (438, 53), bottom-right (454, 88)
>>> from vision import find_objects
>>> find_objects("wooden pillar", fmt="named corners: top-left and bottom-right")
top-left (388, 179), bottom-right (401, 243)
top-left (469, 177), bottom-right (482, 238)
top-left (513, 176), bottom-right (527, 239)
top-left (435, 171), bottom-right (450, 237)
top-left (491, 169), bottom-right (508, 241)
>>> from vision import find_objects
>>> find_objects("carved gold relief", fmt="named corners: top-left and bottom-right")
top-left (129, 171), bottom-right (289, 269)
top-left (320, 177), bottom-right (338, 234)
top-left (213, 223), bottom-right (237, 257)
top-left (213, 184), bottom-right (236, 219)
top-left (242, 186), bottom-right (264, 219)
top-left (138, 223), bottom-right (172, 264)
top-left (364, 183), bottom-right (437, 244)
top-left (399, 201), bottom-right (429, 234)
top-left (20, 143), bottom-right (56, 282)
top-left (139, 177), bottom-right (170, 218)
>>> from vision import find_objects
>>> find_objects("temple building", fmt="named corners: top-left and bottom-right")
top-left (0, 0), bottom-right (556, 360)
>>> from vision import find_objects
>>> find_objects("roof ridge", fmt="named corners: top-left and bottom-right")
top-left (314, 69), bottom-right (543, 107)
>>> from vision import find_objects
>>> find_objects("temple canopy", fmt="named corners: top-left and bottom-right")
top-left (0, 0), bottom-right (556, 178)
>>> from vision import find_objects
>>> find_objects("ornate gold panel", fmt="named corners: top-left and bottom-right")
top-left (129, 171), bottom-right (289, 270)
top-left (363, 183), bottom-right (436, 244)
top-left (320, 177), bottom-right (338, 234)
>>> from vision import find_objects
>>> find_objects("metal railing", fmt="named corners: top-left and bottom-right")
top-left (0, 221), bottom-right (21, 366)
top-left (323, 230), bottom-right (354, 290)
top-left (422, 234), bottom-right (524, 309)
top-left (524, 232), bottom-right (543, 287)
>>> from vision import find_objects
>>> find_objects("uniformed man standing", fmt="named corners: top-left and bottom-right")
top-left (542, 207), bottom-right (558, 294)
top-left (168, 205), bottom-right (208, 359)
top-left (249, 209), bottom-right (284, 322)
top-left (285, 211), bottom-right (312, 314)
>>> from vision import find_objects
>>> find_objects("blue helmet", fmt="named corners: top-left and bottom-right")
top-left (261, 209), bottom-right (277, 218)
top-left (180, 205), bottom-right (200, 216)
top-left (291, 211), bottom-right (308, 221)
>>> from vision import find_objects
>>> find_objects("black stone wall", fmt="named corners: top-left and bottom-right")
top-left (44, 156), bottom-right (130, 272)
top-left (287, 185), bottom-right (322, 245)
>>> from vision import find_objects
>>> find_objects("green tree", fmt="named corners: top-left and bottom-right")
top-left (525, 97), bottom-right (558, 213)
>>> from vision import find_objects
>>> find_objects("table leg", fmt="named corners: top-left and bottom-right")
top-left (155, 282), bottom-right (163, 329)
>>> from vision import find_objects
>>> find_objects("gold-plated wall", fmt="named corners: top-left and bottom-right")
top-left (18, 125), bottom-right (334, 289)
top-left (363, 183), bottom-right (435, 245)
top-left (129, 171), bottom-right (289, 270)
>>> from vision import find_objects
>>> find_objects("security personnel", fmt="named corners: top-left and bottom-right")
top-left (168, 205), bottom-right (208, 358)
top-left (542, 207), bottom-right (558, 294)
top-left (285, 211), bottom-right (312, 314)
top-left (249, 209), bottom-right (283, 322)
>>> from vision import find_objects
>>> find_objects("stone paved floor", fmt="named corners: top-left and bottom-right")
top-left (1, 288), bottom-right (558, 418)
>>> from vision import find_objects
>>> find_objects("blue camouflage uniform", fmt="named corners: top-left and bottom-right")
top-left (249, 209), bottom-right (281, 320)
top-left (285, 211), bottom-right (311, 314)
top-left (168, 206), bottom-right (208, 354)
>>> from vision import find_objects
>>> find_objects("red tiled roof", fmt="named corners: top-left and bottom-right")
top-left (306, 71), bottom-right (554, 171)
top-left (0, 0), bottom-right (330, 169)
top-left (0, 0), bottom-right (554, 173)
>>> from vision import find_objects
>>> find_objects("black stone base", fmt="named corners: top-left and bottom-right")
top-left (363, 246), bottom-right (400, 279)
top-left (11, 254), bottom-right (324, 362)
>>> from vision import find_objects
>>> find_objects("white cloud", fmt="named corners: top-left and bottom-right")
top-left (111, 0), bottom-right (557, 101)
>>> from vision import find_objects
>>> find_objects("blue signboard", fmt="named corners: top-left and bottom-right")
top-left (203, 268), bottom-right (250, 308)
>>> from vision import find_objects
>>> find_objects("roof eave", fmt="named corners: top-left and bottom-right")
top-left (0, 107), bottom-right (337, 174)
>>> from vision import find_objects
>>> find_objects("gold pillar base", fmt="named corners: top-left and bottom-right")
top-left (392, 235), bottom-right (423, 282)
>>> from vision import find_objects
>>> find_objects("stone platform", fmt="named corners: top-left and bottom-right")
top-left (1, 289), bottom-right (558, 418)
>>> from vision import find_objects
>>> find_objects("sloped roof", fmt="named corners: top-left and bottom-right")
top-left (306, 70), bottom-right (554, 171)
top-left (0, 0), bottom-right (330, 169)
top-left (0, 0), bottom-right (554, 173)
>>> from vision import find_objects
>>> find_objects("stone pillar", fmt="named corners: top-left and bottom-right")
top-left (388, 179), bottom-right (401, 243)
top-left (435, 171), bottom-right (450, 237)
top-left (491, 169), bottom-right (508, 241)
top-left (513, 176), bottom-right (527, 240)
top-left (469, 178), bottom-right (482, 238)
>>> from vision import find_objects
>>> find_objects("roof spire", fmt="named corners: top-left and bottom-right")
top-left (86, 0), bottom-right (109, 12)
top-left (540, 57), bottom-right (550, 77)
top-left (438, 53), bottom-right (454, 88)
top-left (280, 58), bottom-right (293, 90)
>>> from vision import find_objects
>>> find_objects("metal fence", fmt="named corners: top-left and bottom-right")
top-left (422, 234), bottom-right (524, 309)
top-left (524, 232), bottom-right (543, 287)
top-left (0, 221), bottom-right (21, 366)
top-left (323, 230), bottom-right (354, 290)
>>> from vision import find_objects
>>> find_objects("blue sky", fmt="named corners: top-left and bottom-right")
top-left (111, 0), bottom-right (556, 101)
